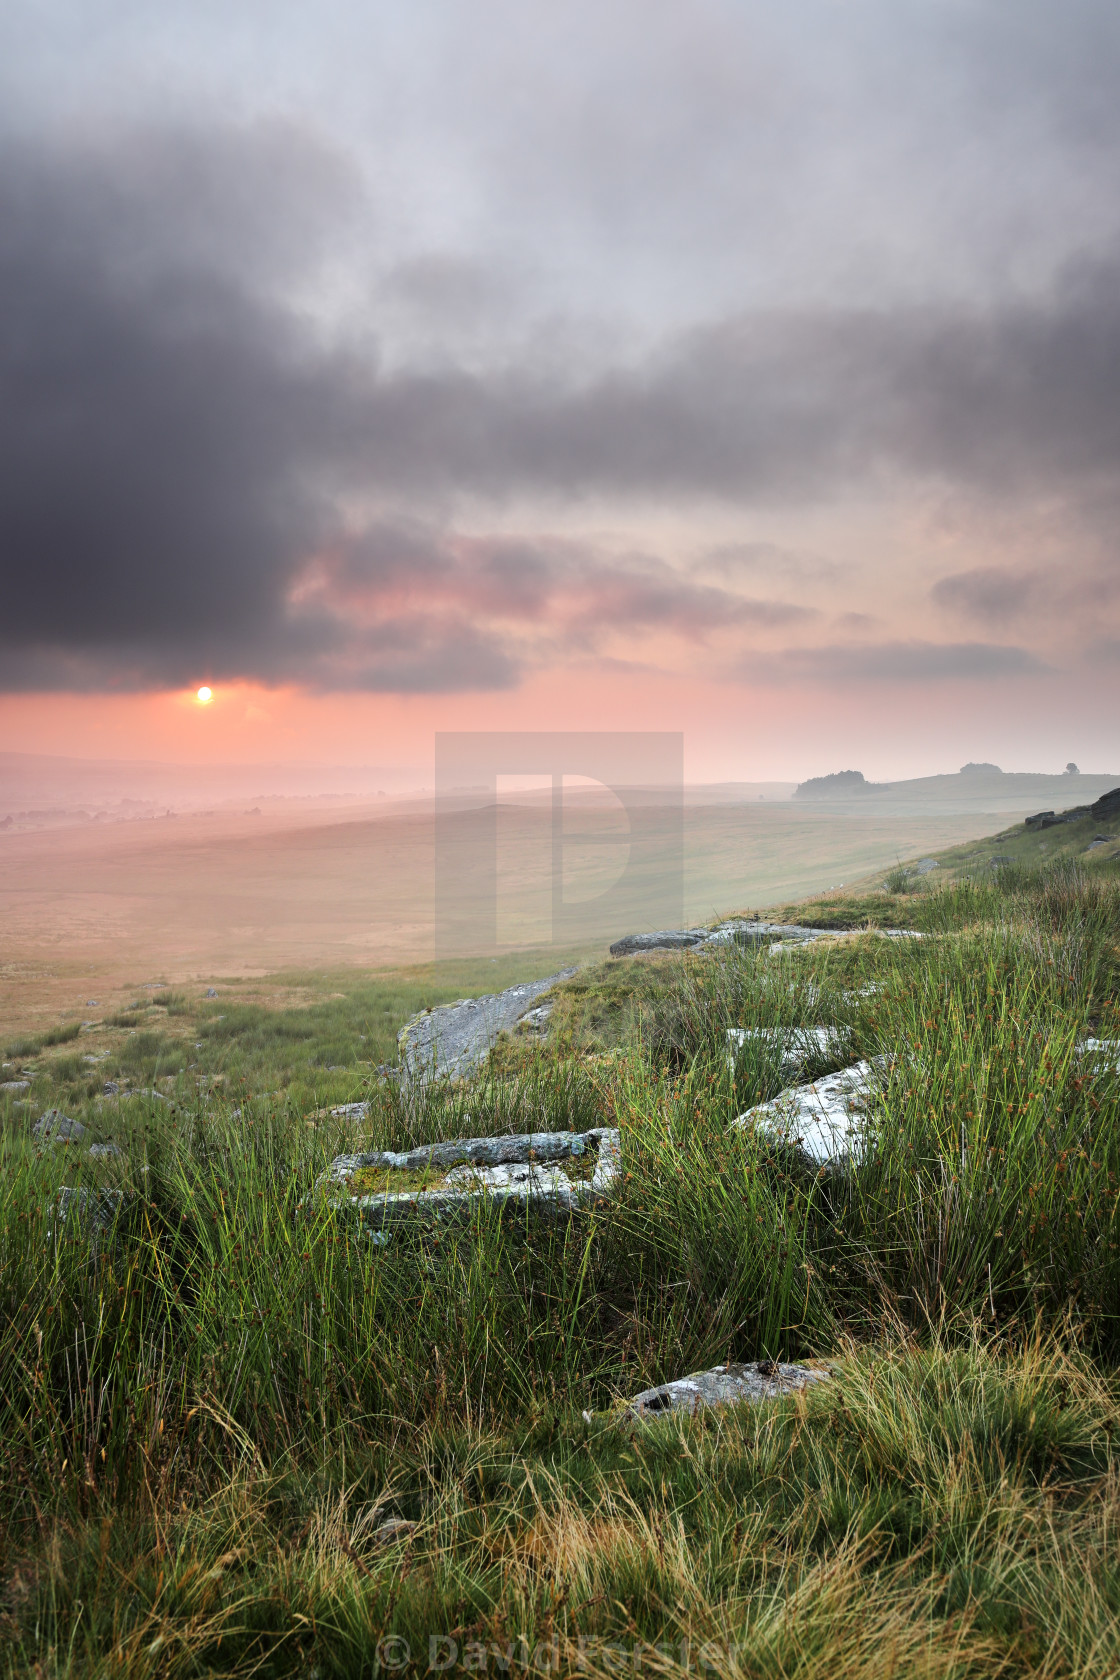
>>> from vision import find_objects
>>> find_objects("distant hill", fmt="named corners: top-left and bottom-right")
top-left (791, 766), bottom-right (1120, 816)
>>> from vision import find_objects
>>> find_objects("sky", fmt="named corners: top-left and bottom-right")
top-left (1, 0), bottom-right (1119, 783)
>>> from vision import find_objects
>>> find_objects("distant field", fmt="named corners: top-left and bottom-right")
top-left (0, 793), bottom-right (1040, 1034)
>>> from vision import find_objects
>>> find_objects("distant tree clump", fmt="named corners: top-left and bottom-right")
top-left (793, 769), bottom-right (890, 799)
top-left (959, 762), bottom-right (1003, 775)
top-left (1065, 762), bottom-right (1080, 775)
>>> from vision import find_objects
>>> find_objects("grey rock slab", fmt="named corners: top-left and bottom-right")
top-left (628, 1361), bottom-right (830, 1420)
top-left (398, 970), bottom-right (575, 1083)
top-left (1, 1080), bottom-right (30, 1093)
top-left (87, 1142), bottom-right (124, 1160)
top-left (443, 1160), bottom-right (574, 1194)
top-left (733, 1060), bottom-right (885, 1173)
top-left (913, 858), bottom-right (941, 875)
top-left (34, 1110), bottom-right (87, 1143)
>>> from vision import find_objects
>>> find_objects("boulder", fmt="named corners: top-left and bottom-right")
top-left (627, 1360), bottom-right (830, 1420)
top-left (50, 1186), bottom-right (128, 1259)
top-left (398, 970), bottom-right (575, 1083)
top-left (1, 1080), bottom-right (30, 1093)
top-left (1090, 787), bottom-right (1120, 822)
top-left (732, 1060), bottom-right (884, 1173)
top-left (34, 1111), bottom-right (86, 1143)
top-left (913, 858), bottom-right (940, 875)
top-left (609, 928), bottom-right (710, 956)
top-left (1078, 1039), bottom-right (1120, 1073)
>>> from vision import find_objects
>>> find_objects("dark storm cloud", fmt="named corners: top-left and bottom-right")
top-left (2, 125), bottom-right (1119, 692)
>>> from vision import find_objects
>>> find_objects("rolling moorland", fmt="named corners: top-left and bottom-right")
top-left (3, 764), bottom-right (1114, 1039)
top-left (2, 800), bottom-right (1120, 1675)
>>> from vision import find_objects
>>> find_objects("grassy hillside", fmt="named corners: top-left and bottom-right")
top-left (1, 851), bottom-right (1120, 1674)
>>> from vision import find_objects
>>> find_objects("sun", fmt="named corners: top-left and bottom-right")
top-left (196, 686), bottom-right (213, 705)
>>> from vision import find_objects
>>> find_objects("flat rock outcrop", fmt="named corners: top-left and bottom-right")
top-left (609, 921), bottom-right (836, 958)
top-left (318, 1125), bottom-right (620, 1233)
top-left (627, 1360), bottom-right (829, 1420)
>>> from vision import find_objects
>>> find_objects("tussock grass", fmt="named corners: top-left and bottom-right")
top-left (1, 858), bottom-right (1119, 1671)
top-left (3, 1020), bottom-right (83, 1058)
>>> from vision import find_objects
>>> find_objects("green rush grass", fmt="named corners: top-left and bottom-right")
top-left (1, 856), bottom-right (1119, 1673)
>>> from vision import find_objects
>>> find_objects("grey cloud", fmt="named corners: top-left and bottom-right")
top-left (309, 524), bottom-right (813, 643)
top-left (931, 567), bottom-right (1039, 626)
top-left (697, 541), bottom-right (841, 585)
top-left (315, 268), bottom-right (1120, 506)
top-left (741, 641), bottom-right (1050, 686)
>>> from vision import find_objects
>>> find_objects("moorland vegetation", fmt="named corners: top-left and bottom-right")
top-left (2, 848), bottom-right (1120, 1676)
